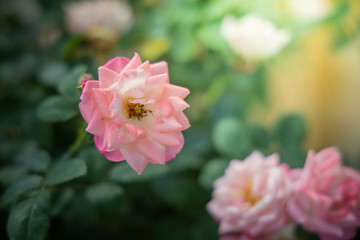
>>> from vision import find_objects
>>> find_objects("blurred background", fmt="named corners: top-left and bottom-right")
top-left (0, 0), bottom-right (359, 239)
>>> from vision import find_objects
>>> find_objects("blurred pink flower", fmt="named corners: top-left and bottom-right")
top-left (65, 0), bottom-right (132, 35)
top-left (287, 147), bottom-right (360, 240)
top-left (79, 53), bottom-right (190, 174)
top-left (207, 152), bottom-right (292, 239)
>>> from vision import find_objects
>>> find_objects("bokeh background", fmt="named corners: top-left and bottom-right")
top-left (0, 0), bottom-right (359, 239)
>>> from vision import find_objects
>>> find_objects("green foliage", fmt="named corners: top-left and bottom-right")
top-left (20, 150), bottom-right (51, 173)
top-left (274, 114), bottom-right (306, 146)
top-left (85, 183), bottom-right (123, 205)
top-left (37, 96), bottom-right (77, 123)
top-left (45, 158), bottom-right (87, 185)
top-left (7, 189), bottom-right (50, 240)
top-left (213, 117), bottom-right (251, 158)
top-left (110, 162), bottom-right (169, 183)
top-left (58, 65), bottom-right (87, 101)
top-left (198, 158), bottom-right (230, 191)
top-left (1, 175), bottom-right (43, 207)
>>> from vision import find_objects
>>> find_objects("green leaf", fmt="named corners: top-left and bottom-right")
top-left (169, 151), bottom-right (205, 172)
top-left (250, 123), bottom-right (270, 150)
top-left (45, 158), bottom-right (87, 185)
top-left (274, 114), bottom-right (306, 145)
top-left (38, 62), bottom-right (68, 88)
top-left (85, 183), bottom-right (123, 204)
top-left (58, 65), bottom-right (87, 100)
top-left (280, 145), bottom-right (307, 169)
top-left (152, 175), bottom-right (207, 210)
top-left (213, 117), bottom-right (251, 158)
top-left (36, 96), bottom-right (77, 123)
top-left (7, 189), bottom-right (50, 240)
top-left (78, 147), bottom-right (111, 182)
top-left (198, 158), bottom-right (229, 191)
top-left (51, 188), bottom-right (74, 217)
top-left (0, 167), bottom-right (27, 187)
top-left (1, 175), bottom-right (43, 207)
top-left (110, 163), bottom-right (169, 183)
top-left (22, 150), bottom-right (51, 173)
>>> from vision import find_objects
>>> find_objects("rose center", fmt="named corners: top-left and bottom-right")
top-left (243, 184), bottom-right (261, 206)
top-left (127, 103), bottom-right (151, 120)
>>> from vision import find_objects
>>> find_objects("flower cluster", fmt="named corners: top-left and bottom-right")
top-left (79, 53), bottom-right (190, 174)
top-left (207, 147), bottom-right (360, 240)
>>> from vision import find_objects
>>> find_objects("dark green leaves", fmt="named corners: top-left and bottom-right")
top-left (7, 189), bottom-right (50, 240)
top-left (46, 158), bottom-right (87, 185)
top-left (58, 65), bottom-right (87, 100)
top-left (110, 163), bottom-right (169, 183)
top-left (274, 114), bottom-right (306, 145)
top-left (37, 65), bottom-right (87, 123)
top-left (21, 150), bottom-right (50, 173)
top-left (1, 175), bottom-right (43, 207)
top-left (85, 183), bottom-right (123, 205)
top-left (198, 158), bottom-right (229, 191)
top-left (36, 96), bottom-right (77, 123)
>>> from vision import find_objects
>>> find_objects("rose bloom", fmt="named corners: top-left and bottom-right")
top-left (65, 0), bottom-right (132, 35)
top-left (287, 147), bottom-right (360, 240)
top-left (220, 14), bottom-right (291, 62)
top-left (79, 53), bottom-right (190, 174)
top-left (207, 152), bottom-right (292, 239)
top-left (287, 0), bottom-right (333, 22)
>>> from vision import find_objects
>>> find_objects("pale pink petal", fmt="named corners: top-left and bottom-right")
top-left (158, 100), bottom-right (173, 118)
top-left (144, 74), bottom-right (167, 98)
top-left (165, 133), bottom-right (184, 161)
top-left (103, 123), bottom-right (124, 151)
top-left (86, 110), bottom-right (105, 137)
top-left (94, 135), bottom-right (105, 153)
top-left (98, 66), bottom-right (119, 88)
top-left (109, 93), bottom-right (126, 124)
top-left (167, 96), bottom-right (190, 112)
top-left (147, 129), bottom-right (180, 146)
top-left (137, 60), bottom-right (151, 76)
top-left (93, 89), bottom-right (111, 117)
top-left (121, 146), bottom-right (149, 175)
top-left (122, 53), bottom-right (142, 72)
top-left (79, 80), bottom-right (100, 122)
top-left (102, 149), bottom-right (125, 162)
top-left (136, 138), bottom-right (166, 164)
top-left (125, 88), bottom-right (145, 99)
top-left (150, 61), bottom-right (168, 77)
top-left (103, 57), bottom-right (130, 74)
top-left (148, 116), bottom-right (183, 132)
top-left (175, 112), bottom-right (191, 130)
top-left (164, 84), bottom-right (190, 99)
top-left (119, 69), bottom-right (146, 93)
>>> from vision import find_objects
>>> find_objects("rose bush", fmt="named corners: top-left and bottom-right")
top-left (79, 53), bottom-right (190, 174)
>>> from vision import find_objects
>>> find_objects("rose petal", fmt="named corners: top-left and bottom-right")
top-left (98, 66), bottom-right (119, 88)
top-left (150, 61), bottom-right (168, 77)
top-left (121, 146), bottom-right (149, 175)
top-left (103, 56), bottom-right (130, 74)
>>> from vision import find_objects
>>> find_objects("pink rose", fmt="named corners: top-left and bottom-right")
top-left (79, 53), bottom-right (190, 174)
top-left (207, 152), bottom-right (292, 239)
top-left (287, 147), bottom-right (360, 240)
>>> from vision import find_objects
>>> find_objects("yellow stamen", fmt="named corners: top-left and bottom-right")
top-left (127, 103), bottom-right (151, 120)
